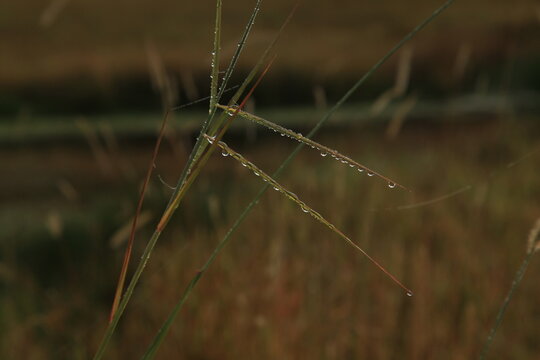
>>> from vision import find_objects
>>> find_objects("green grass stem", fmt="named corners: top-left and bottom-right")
top-left (479, 218), bottom-right (540, 360)
top-left (140, 1), bottom-right (454, 356)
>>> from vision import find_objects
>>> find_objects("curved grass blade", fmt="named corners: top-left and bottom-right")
top-left (217, 104), bottom-right (410, 191)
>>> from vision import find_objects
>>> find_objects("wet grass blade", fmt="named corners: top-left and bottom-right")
top-left (156, 57), bottom-right (276, 232)
top-left (135, 2), bottom-right (454, 358)
top-left (208, 0), bottom-right (222, 112)
top-left (217, 104), bottom-right (410, 191)
top-left (209, 0), bottom-right (455, 272)
top-left (208, 135), bottom-right (412, 294)
top-left (164, 0), bottom-right (262, 210)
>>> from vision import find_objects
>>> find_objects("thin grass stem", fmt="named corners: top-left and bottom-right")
top-left (208, 135), bottom-right (412, 294)
top-left (218, 104), bottom-right (410, 191)
top-left (137, 1), bottom-right (454, 357)
top-left (479, 219), bottom-right (540, 360)
top-left (109, 110), bottom-right (171, 322)
top-left (209, 0), bottom-right (222, 113)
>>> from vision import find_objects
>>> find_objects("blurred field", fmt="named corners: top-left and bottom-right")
top-left (1, 115), bottom-right (539, 359)
top-left (1, 0), bottom-right (540, 114)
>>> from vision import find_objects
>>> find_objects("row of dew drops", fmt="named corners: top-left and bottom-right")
top-left (205, 134), bottom-right (413, 297)
top-left (220, 108), bottom-right (398, 189)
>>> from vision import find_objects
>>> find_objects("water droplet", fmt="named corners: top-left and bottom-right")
top-left (242, 163), bottom-right (248, 167)
top-left (367, 172), bottom-right (374, 177)
top-left (221, 150), bottom-right (229, 157)
top-left (349, 164), bottom-right (355, 168)
top-left (254, 171), bottom-right (260, 177)
top-left (357, 168), bottom-right (364, 173)
top-left (406, 291), bottom-right (413, 297)
top-left (300, 205), bottom-right (309, 213)
top-left (273, 186), bottom-right (279, 191)
top-left (280, 133), bottom-right (286, 137)
top-left (321, 152), bottom-right (328, 157)
top-left (388, 182), bottom-right (396, 189)
top-left (206, 136), bottom-right (216, 144)
top-left (340, 159), bottom-right (348, 164)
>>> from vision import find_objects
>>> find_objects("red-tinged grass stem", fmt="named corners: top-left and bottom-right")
top-left (109, 110), bottom-right (171, 322)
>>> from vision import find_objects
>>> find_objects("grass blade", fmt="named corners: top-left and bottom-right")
top-left (217, 104), bottom-right (410, 191)
top-left (136, 2), bottom-right (454, 358)
top-left (139, 58), bottom-right (276, 360)
top-left (208, 135), bottom-right (412, 294)
top-left (208, 0), bottom-right (222, 113)
top-left (109, 110), bottom-right (170, 322)
top-left (479, 218), bottom-right (540, 360)
top-left (163, 0), bottom-right (262, 212)
top-left (215, 0), bottom-right (262, 103)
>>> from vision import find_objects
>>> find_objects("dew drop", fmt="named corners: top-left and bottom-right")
top-left (242, 163), bottom-right (248, 167)
top-left (221, 150), bottom-right (229, 157)
top-left (340, 159), bottom-right (348, 164)
top-left (388, 182), bottom-right (396, 189)
top-left (254, 171), bottom-right (260, 177)
top-left (273, 186), bottom-right (279, 191)
top-left (280, 133), bottom-right (286, 137)
top-left (300, 205), bottom-right (309, 213)
top-left (349, 164), bottom-right (355, 168)
top-left (357, 168), bottom-right (364, 173)
top-left (406, 291), bottom-right (413, 297)
top-left (320, 152), bottom-right (328, 157)
top-left (367, 172), bottom-right (375, 177)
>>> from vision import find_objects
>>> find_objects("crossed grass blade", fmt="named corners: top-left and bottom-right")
top-left (164, 0), bottom-right (263, 212)
top-left (217, 104), bottom-right (410, 191)
top-left (140, 56), bottom-right (276, 360)
top-left (138, 1), bottom-right (454, 357)
top-left (206, 134), bottom-right (412, 295)
top-left (93, 3), bottom-right (299, 358)
top-left (92, 1), bottom-right (270, 358)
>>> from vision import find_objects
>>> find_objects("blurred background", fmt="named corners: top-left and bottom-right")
top-left (1, 0), bottom-right (540, 358)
